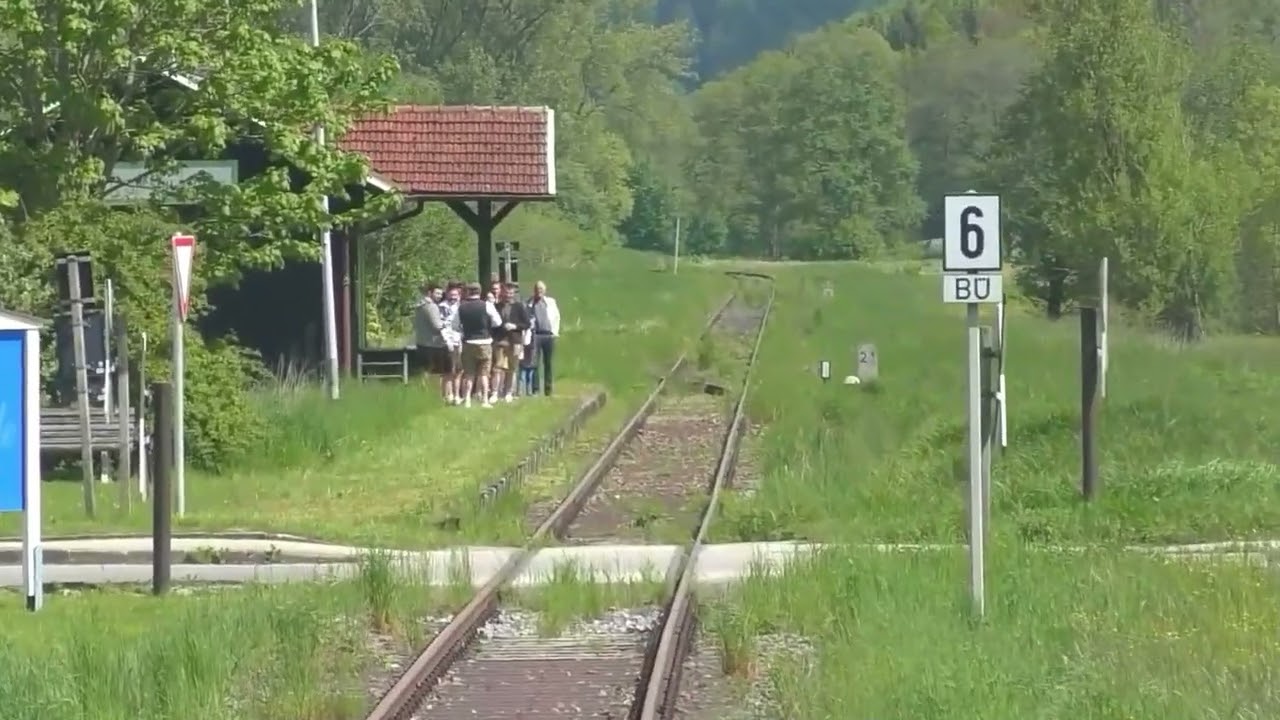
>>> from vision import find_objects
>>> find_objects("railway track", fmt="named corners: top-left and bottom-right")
top-left (361, 271), bottom-right (774, 720)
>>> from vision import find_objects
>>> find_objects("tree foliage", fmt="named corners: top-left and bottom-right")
top-left (9, 0), bottom-right (1280, 467)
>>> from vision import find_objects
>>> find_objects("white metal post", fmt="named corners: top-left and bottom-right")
top-left (103, 279), bottom-right (114, 414)
top-left (22, 326), bottom-right (43, 611)
top-left (172, 272), bottom-right (185, 517)
top-left (138, 332), bottom-right (148, 501)
top-left (996, 297), bottom-right (1008, 448)
top-left (966, 303), bottom-right (985, 617)
top-left (311, 0), bottom-right (341, 401)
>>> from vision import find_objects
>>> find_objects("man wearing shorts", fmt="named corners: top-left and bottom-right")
top-left (439, 284), bottom-right (463, 404)
top-left (490, 282), bottom-right (531, 403)
top-left (456, 282), bottom-right (503, 408)
top-left (413, 283), bottom-right (452, 401)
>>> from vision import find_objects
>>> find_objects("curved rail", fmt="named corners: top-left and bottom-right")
top-left (360, 270), bottom-right (775, 720)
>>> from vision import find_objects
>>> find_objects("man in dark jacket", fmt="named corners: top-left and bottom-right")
top-left (457, 282), bottom-right (503, 408)
top-left (490, 282), bottom-right (531, 403)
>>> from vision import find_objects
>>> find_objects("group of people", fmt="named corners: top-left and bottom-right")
top-left (413, 276), bottom-right (560, 408)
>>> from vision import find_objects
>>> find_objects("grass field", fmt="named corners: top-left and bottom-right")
top-left (702, 259), bottom-right (1280, 717)
top-left (715, 260), bottom-right (1280, 545)
top-left (10, 250), bottom-right (733, 547)
top-left (707, 544), bottom-right (1280, 719)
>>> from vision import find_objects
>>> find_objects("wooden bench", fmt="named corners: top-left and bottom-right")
top-left (40, 405), bottom-right (135, 454)
top-left (356, 347), bottom-right (413, 383)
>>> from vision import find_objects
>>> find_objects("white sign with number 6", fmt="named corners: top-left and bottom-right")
top-left (943, 194), bottom-right (1002, 272)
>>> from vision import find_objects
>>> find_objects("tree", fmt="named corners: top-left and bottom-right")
top-left (0, 0), bottom-right (399, 281)
top-left (0, 0), bottom-right (399, 466)
top-left (990, 0), bottom-right (1238, 337)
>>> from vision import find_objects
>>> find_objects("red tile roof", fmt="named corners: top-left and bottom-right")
top-left (339, 105), bottom-right (556, 198)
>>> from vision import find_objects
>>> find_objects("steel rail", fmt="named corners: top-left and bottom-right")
top-left (360, 274), bottom-right (769, 720)
top-left (633, 270), bottom-right (776, 719)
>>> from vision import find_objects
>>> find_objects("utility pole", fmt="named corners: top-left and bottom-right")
top-left (310, 0), bottom-right (341, 400)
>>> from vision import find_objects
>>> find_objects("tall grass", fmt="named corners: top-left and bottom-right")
top-left (0, 554), bottom-right (466, 720)
top-left (719, 262), bottom-right (1280, 545)
top-left (244, 363), bottom-right (441, 471)
top-left (709, 544), bottom-right (1280, 718)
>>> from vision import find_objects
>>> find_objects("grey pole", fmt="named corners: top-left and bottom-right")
top-left (172, 266), bottom-right (186, 516)
top-left (311, 0), bottom-right (341, 401)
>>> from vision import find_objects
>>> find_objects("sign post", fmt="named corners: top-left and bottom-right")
top-left (170, 234), bottom-right (195, 518)
top-left (0, 311), bottom-right (43, 611)
top-left (941, 192), bottom-right (1003, 618)
top-left (995, 297), bottom-right (1008, 448)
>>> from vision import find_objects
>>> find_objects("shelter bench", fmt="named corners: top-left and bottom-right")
top-left (40, 405), bottom-right (135, 455)
top-left (356, 346), bottom-right (413, 383)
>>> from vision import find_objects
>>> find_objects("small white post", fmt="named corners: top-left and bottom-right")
top-left (137, 332), bottom-right (148, 501)
top-left (103, 279), bottom-right (114, 414)
top-left (996, 296), bottom-right (1008, 448)
top-left (1099, 257), bottom-right (1109, 398)
top-left (672, 216), bottom-right (681, 275)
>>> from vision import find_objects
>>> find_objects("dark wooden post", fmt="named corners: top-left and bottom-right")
top-left (151, 382), bottom-right (173, 595)
top-left (1080, 306), bottom-right (1100, 500)
top-left (476, 199), bottom-right (494, 287)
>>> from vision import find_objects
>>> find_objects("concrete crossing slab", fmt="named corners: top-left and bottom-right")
top-left (0, 541), bottom-right (821, 589)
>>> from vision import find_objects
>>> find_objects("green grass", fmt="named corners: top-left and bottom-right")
top-left (504, 558), bottom-right (666, 635)
top-left (715, 261), bottom-right (1280, 545)
top-left (707, 544), bottom-right (1280, 719)
top-left (0, 553), bottom-right (469, 720)
top-left (17, 250), bottom-right (734, 547)
top-left (702, 260), bottom-right (1280, 717)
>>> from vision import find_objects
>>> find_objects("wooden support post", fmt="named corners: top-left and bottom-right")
top-left (67, 259), bottom-right (96, 518)
top-left (446, 200), bottom-right (523, 288)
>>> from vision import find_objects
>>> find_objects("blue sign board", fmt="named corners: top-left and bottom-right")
top-left (0, 330), bottom-right (25, 512)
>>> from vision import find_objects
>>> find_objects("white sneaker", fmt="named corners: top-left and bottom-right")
top-left (503, 394), bottom-right (514, 403)
top-left (445, 395), bottom-right (455, 405)
top-left (481, 401), bottom-right (493, 408)
top-left (463, 397), bottom-right (472, 408)
top-left (487, 394), bottom-right (498, 404)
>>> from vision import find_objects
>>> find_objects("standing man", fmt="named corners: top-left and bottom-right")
top-left (439, 283), bottom-right (463, 404)
top-left (413, 283), bottom-right (451, 400)
top-left (527, 280), bottom-right (561, 396)
top-left (457, 282), bottom-right (503, 408)
top-left (490, 282), bottom-right (531, 403)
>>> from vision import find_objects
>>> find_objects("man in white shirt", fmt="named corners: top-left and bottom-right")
top-left (526, 280), bottom-right (561, 396)
top-left (438, 284), bottom-right (463, 403)
top-left (456, 282), bottom-right (504, 408)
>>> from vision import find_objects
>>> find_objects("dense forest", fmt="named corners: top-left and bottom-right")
top-left (4, 0), bottom-right (1280, 462)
